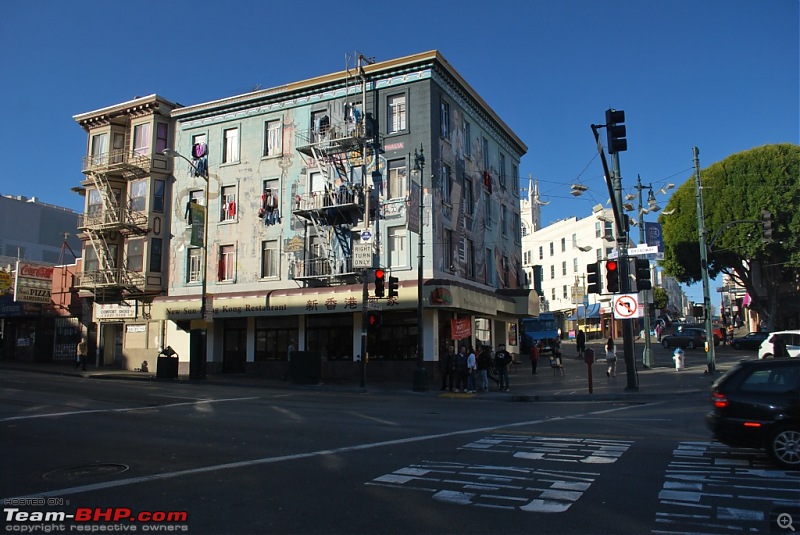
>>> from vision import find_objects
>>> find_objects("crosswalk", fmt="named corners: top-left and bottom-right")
top-left (367, 436), bottom-right (800, 533)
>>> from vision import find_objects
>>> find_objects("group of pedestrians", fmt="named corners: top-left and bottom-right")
top-left (439, 343), bottom-right (513, 393)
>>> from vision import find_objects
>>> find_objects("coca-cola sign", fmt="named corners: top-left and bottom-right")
top-left (18, 263), bottom-right (54, 281)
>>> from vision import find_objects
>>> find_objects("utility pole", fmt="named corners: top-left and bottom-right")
top-left (693, 147), bottom-right (715, 374)
top-left (636, 175), bottom-right (654, 368)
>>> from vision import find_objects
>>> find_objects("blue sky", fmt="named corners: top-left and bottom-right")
top-left (1, 0), bottom-right (797, 304)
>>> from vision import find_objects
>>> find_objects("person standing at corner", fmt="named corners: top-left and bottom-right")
top-left (439, 345), bottom-right (455, 391)
top-left (466, 346), bottom-right (477, 393)
top-left (284, 338), bottom-right (296, 381)
top-left (476, 346), bottom-right (492, 392)
top-left (605, 337), bottom-right (617, 377)
top-left (454, 346), bottom-right (469, 393)
top-left (529, 340), bottom-right (540, 374)
top-left (495, 343), bottom-right (512, 391)
top-left (576, 329), bottom-right (586, 359)
top-left (75, 337), bottom-right (88, 371)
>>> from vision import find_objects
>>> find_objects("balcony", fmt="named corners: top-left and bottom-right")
top-left (74, 268), bottom-right (146, 293)
top-left (78, 207), bottom-right (149, 235)
top-left (82, 149), bottom-right (151, 177)
top-left (290, 256), bottom-right (358, 281)
top-left (292, 188), bottom-right (364, 226)
top-left (295, 120), bottom-right (372, 158)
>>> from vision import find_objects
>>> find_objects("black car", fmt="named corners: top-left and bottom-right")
top-left (706, 359), bottom-right (800, 469)
top-left (661, 328), bottom-right (706, 349)
top-left (731, 331), bottom-right (769, 350)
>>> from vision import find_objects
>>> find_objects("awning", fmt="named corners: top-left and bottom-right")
top-left (567, 303), bottom-right (601, 321)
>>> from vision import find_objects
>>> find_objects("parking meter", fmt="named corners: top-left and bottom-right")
top-left (584, 347), bottom-right (595, 364)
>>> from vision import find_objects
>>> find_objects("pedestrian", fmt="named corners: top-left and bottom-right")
top-left (466, 346), bottom-right (477, 393)
top-left (726, 324), bottom-right (734, 345)
top-left (773, 335), bottom-right (790, 358)
top-left (655, 322), bottom-right (663, 342)
top-left (476, 346), bottom-right (492, 392)
top-left (529, 340), bottom-right (540, 374)
top-left (454, 346), bottom-right (469, 392)
top-left (75, 337), bottom-right (88, 371)
top-left (440, 345), bottom-right (455, 391)
top-left (605, 337), bottom-right (617, 377)
top-left (284, 338), bottom-right (296, 381)
top-left (576, 329), bottom-right (586, 359)
top-left (553, 335), bottom-right (563, 366)
top-left (495, 343), bottom-right (512, 391)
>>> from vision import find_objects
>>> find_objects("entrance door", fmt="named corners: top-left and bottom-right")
top-left (222, 319), bottom-right (247, 373)
top-left (100, 324), bottom-right (122, 367)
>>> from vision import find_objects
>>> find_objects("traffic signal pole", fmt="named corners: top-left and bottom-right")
top-left (636, 175), bottom-right (654, 368)
top-left (693, 147), bottom-right (716, 374)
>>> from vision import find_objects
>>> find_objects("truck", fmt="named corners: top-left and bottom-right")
top-left (520, 312), bottom-right (560, 355)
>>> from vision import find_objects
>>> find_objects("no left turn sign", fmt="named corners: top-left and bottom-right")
top-left (613, 294), bottom-right (641, 319)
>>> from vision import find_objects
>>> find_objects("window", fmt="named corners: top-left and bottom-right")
top-left (84, 248), bottom-right (98, 272)
top-left (552, 288), bottom-right (556, 301)
top-left (515, 214), bottom-right (521, 243)
top-left (463, 121), bottom-right (471, 157)
top-left (261, 240), bottom-right (278, 278)
top-left (563, 285), bottom-right (568, 299)
top-left (127, 239), bottom-right (144, 272)
top-left (549, 242), bottom-right (554, 256)
top-left (187, 248), bottom-right (202, 283)
top-left (595, 222), bottom-right (602, 238)
top-left (512, 164), bottom-right (519, 196)
top-left (482, 137), bottom-right (489, 170)
top-left (499, 153), bottom-right (506, 188)
top-left (387, 159), bottom-right (407, 199)
top-left (441, 163), bottom-right (452, 204)
top-left (112, 132), bottom-right (125, 163)
top-left (130, 179), bottom-right (147, 212)
top-left (150, 238), bottom-right (163, 273)
top-left (464, 176), bottom-right (473, 216)
top-left (484, 191), bottom-right (492, 226)
top-left (153, 179), bottom-right (165, 213)
top-left (465, 239), bottom-right (475, 279)
top-left (220, 185), bottom-right (237, 222)
top-left (264, 119), bottom-right (282, 157)
top-left (255, 317), bottom-right (298, 361)
top-left (223, 128), bottom-right (239, 163)
top-left (87, 189), bottom-right (102, 215)
top-left (388, 227), bottom-right (407, 268)
top-left (485, 247), bottom-right (494, 285)
top-left (133, 123), bottom-right (150, 156)
top-left (219, 245), bottom-right (235, 281)
top-left (573, 257), bottom-right (579, 273)
top-left (90, 133), bottom-right (107, 165)
top-left (387, 94), bottom-right (406, 134)
top-left (443, 229), bottom-right (453, 270)
top-left (561, 238), bottom-right (566, 252)
top-left (155, 123), bottom-right (168, 154)
top-left (550, 265), bottom-right (555, 279)
top-left (562, 261), bottom-right (567, 276)
top-left (311, 110), bottom-right (329, 141)
top-left (440, 100), bottom-right (450, 139)
top-left (501, 205), bottom-right (507, 236)
top-left (539, 246), bottom-right (543, 260)
top-left (503, 256), bottom-right (509, 286)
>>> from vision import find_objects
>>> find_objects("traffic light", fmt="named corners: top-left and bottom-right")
top-left (605, 260), bottom-right (620, 293)
top-left (388, 276), bottom-right (399, 298)
top-left (367, 311), bottom-right (381, 330)
top-left (692, 305), bottom-right (705, 320)
top-left (761, 210), bottom-right (773, 242)
top-left (635, 258), bottom-right (652, 291)
top-left (605, 109), bottom-right (627, 154)
top-left (586, 262), bottom-right (600, 294)
top-left (374, 268), bottom-right (385, 298)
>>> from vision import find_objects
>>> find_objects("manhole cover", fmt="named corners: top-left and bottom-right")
top-left (43, 463), bottom-right (130, 482)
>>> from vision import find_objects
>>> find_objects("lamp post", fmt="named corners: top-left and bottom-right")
top-left (412, 145), bottom-right (427, 391)
top-left (635, 174), bottom-right (654, 368)
top-left (163, 148), bottom-right (208, 379)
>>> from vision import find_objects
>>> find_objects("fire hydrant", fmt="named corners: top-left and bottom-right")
top-left (672, 348), bottom-right (685, 371)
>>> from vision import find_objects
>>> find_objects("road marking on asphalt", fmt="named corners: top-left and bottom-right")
top-left (3, 402), bottom-right (660, 501)
top-left (0, 396), bottom-right (260, 422)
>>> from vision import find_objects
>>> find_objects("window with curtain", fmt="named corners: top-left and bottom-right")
top-left (127, 239), bottom-right (144, 272)
top-left (223, 128), bottom-right (239, 163)
top-left (133, 123), bottom-right (150, 156)
top-left (150, 238), bottom-right (162, 273)
top-left (152, 179), bottom-right (165, 213)
top-left (87, 189), bottom-right (102, 215)
top-left (90, 133), bottom-right (107, 165)
top-left (130, 179), bottom-right (147, 212)
top-left (261, 240), bottom-right (278, 278)
top-left (387, 159), bottom-right (407, 199)
top-left (388, 227), bottom-right (407, 268)
top-left (264, 120), bottom-right (282, 157)
top-left (387, 94), bottom-right (406, 134)
top-left (155, 123), bottom-right (168, 154)
top-left (440, 100), bottom-right (450, 139)
top-left (220, 185), bottom-right (237, 221)
top-left (219, 245), bottom-right (235, 281)
top-left (441, 162), bottom-right (452, 205)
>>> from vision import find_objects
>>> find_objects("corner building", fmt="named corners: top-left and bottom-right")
top-left (152, 51), bottom-right (531, 379)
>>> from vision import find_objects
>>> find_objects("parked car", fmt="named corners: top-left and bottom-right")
top-left (705, 358), bottom-right (800, 469)
top-left (731, 332), bottom-right (770, 350)
top-left (758, 330), bottom-right (800, 359)
top-left (661, 328), bottom-right (706, 349)
top-left (674, 323), bottom-right (723, 346)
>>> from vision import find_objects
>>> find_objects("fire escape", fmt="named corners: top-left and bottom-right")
top-left (292, 55), bottom-right (379, 285)
top-left (76, 146), bottom-right (151, 299)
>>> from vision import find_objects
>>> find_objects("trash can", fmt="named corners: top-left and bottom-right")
top-left (157, 346), bottom-right (179, 379)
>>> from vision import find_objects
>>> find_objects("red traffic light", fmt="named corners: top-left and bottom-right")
top-left (375, 269), bottom-right (385, 280)
top-left (607, 260), bottom-right (618, 272)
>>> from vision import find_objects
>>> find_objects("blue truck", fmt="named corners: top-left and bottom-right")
top-left (520, 312), bottom-right (560, 355)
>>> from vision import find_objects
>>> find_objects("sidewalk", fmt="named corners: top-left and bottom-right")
top-left (0, 347), bottom-right (731, 402)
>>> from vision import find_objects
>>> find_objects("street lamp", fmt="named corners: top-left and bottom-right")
top-left (412, 145), bottom-right (427, 392)
top-left (162, 148), bottom-right (208, 379)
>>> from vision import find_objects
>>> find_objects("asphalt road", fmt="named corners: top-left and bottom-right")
top-left (2, 366), bottom-right (798, 535)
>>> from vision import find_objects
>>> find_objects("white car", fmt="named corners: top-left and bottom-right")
top-left (757, 330), bottom-right (800, 359)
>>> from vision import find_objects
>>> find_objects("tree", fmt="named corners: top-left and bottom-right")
top-left (659, 144), bottom-right (800, 330)
top-left (652, 286), bottom-right (668, 312)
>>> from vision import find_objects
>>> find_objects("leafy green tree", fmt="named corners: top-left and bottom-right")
top-left (659, 144), bottom-right (800, 330)
top-left (652, 286), bottom-right (668, 312)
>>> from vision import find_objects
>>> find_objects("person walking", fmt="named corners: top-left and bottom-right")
top-left (440, 345), bottom-right (455, 391)
top-left (466, 346), bottom-right (477, 393)
top-left (284, 338), bottom-right (296, 381)
top-left (576, 329), bottom-right (586, 360)
top-left (605, 337), bottom-right (617, 377)
top-left (454, 346), bottom-right (469, 392)
top-left (75, 337), bottom-right (88, 371)
top-left (726, 324), bottom-right (735, 346)
top-left (529, 340), bottom-right (540, 374)
top-left (495, 343), bottom-right (512, 391)
top-left (476, 346), bottom-right (492, 392)
top-left (553, 335), bottom-right (563, 367)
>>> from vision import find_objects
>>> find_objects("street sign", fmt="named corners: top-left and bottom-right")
top-left (628, 245), bottom-right (658, 256)
top-left (612, 293), bottom-right (642, 319)
top-left (360, 230), bottom-right (372, 243)
top-left (352, 243), bottom-right (372, 268)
